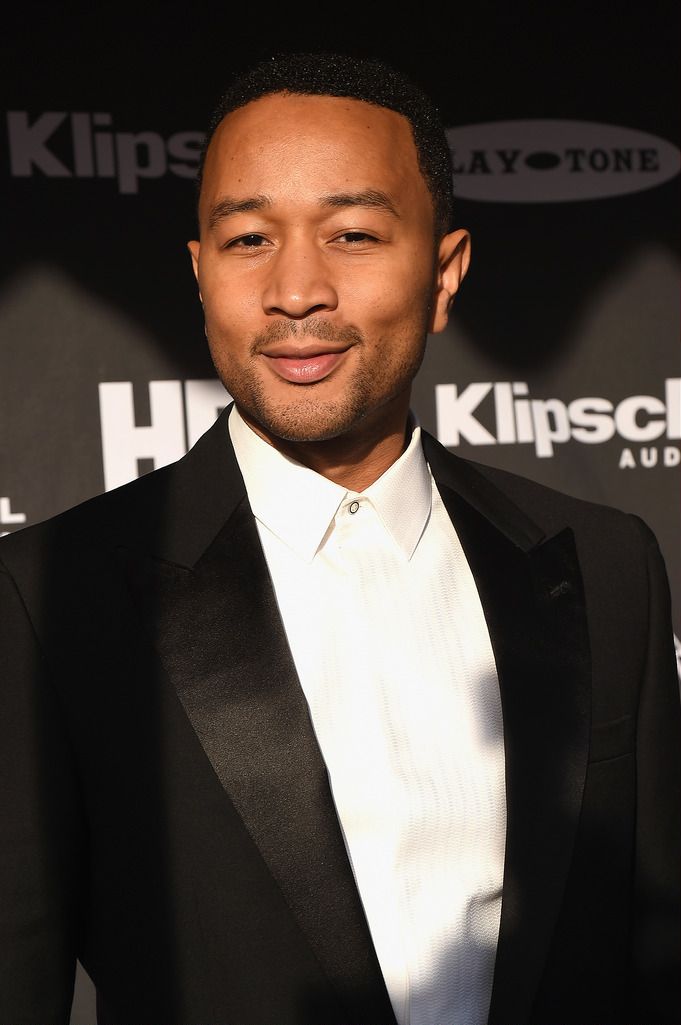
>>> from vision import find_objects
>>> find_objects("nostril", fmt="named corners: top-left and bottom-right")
top-left (262, 265), bottom-right (339, 318)
top-left (267, 302), bottom-right (335, 319)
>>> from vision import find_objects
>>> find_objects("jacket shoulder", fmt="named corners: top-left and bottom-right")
top-left (421, 435), bottom-right (662, 599)
top-left (0, 460), bottom-right (178, 568)
top-left (428, 436), bottom-right (651, 542)
top-left (0, 410), bottom-right (244, 576)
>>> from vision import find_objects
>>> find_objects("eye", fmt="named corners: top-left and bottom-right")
top-left (334, 231), bottom-right (379, 244)
top-left (225, 233), bottom-right (270, 249)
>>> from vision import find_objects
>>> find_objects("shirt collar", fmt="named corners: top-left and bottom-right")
top-left (228, 406), bottom-right (432, 563)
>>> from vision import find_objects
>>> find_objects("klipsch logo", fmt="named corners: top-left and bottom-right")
top-left (6, 112), bottom-right (204, 194)
top-left (436, 379), bottom-right (681, 467)
top-left (445, 120), bottom-right (680, 202)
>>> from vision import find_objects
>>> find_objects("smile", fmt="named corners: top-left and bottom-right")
top-left (261, 349), bottom-right (350, 384)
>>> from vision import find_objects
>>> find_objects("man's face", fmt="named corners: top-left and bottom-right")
top-left (189, 92), bottom-right (468, 447)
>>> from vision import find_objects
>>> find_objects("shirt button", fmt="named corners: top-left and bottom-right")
top-left (349, 500), bottom-right (360, 514)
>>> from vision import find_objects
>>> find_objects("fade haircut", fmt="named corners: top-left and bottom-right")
top-left (198, 52), bottom-right (455, 238)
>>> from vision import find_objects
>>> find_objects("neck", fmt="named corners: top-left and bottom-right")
top-left (239, 402), bottom-right (412, 492)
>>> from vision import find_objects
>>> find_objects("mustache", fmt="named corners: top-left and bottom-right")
top-left (250, 318), bottom-right (364, 355)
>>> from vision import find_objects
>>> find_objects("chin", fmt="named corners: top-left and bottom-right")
top-left (241, 395), bottom-right (373, 445)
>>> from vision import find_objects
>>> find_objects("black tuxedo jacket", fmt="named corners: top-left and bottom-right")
top-left (0, 411), bottom-right (678, 1025)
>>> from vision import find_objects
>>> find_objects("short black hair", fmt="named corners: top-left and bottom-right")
top-left (198, 52), bottom-right (455, 237)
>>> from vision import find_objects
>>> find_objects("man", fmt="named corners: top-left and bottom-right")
top-left (0, 53), bottom-right (678, 1025)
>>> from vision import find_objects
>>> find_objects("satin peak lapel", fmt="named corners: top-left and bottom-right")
top-left (122, 427), bottom-right (396, 1025)
top-left (424, 435), bottom-right (591, 1025)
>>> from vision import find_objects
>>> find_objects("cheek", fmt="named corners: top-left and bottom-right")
top-left (202, 274), bottom-right (260, 338)
top-left (360, 280), bottom-right (433, 337)
top-left (347, 254), bottom-right (434, 323)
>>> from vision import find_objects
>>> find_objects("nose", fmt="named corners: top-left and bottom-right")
top-left (262, 240), bottom-right (338, 319)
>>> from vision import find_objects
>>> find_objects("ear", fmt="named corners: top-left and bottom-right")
top-left (187, 240), bottom-right (202, 300)
top-left (429, 229), bottom-right (471, 334)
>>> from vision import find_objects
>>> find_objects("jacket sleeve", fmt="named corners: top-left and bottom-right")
top-left (631, 520), bottom-right (681, 1023)
top-left (0, 561), bottom-right (83, 1024)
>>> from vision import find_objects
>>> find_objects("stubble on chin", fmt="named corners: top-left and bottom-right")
top-left (225, 350), bottom-right (425, 446)
top-left (238, 384), bottom-right (374, 444)
top-left (208, 315), bottom-right (427, 445)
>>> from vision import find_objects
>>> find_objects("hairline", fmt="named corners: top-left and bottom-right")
top-left (198, 86), bottom-right (452, 239)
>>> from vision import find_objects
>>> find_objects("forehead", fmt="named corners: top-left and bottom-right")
top-left (199, 93), bottom-right (429, 217)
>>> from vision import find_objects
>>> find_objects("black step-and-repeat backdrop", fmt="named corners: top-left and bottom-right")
top-left (2, 5), bottom-right (679, 1020)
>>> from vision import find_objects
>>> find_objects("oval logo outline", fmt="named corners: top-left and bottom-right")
top-left (445, 119), bottom-right (680, 203)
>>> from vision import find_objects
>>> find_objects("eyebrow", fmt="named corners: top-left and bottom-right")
top-left (207, 188), bottom-right (400, 231)
top-left (207, 195), bottom-right (271, 231)
top-left (320, 190), bottom-right (400, 218)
